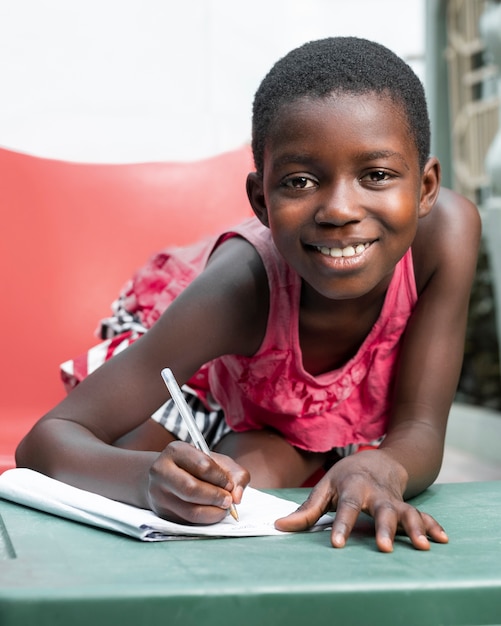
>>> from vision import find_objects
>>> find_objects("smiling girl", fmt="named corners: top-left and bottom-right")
top-left (17, 37), bottom-right (481, 552)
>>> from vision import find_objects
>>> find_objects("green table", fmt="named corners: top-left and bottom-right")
top-left (1, 482), bottom-right (500, 626)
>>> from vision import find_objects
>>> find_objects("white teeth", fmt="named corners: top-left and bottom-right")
top-left (341, 246), bottom-right (355, 257)
top-left (316, 243), bottom-right (369, 258)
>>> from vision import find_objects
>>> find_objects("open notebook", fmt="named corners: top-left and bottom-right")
top-left (0, 468), bottom-right (333, 541)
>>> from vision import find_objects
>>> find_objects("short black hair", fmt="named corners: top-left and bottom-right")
top-left (251, 36), bottom-right (430, 176)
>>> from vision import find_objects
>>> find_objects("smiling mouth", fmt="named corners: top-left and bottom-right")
top-left (314, 242), bottom-right (371, 258)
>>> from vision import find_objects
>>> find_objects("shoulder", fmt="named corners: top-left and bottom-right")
top-left (412, 187), bottom-right (481, 294)
top-left (140, 233), bottom-right (271, 381)
top-left (206, 230), bottom-right (270, 293)
top-left (428, 187), bottom-right (480, 227)
top-left (196, 233), bottom-right (271, 354)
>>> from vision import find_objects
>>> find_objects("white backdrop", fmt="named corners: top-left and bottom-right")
top-left (0, 0), bottom-right (425, 163)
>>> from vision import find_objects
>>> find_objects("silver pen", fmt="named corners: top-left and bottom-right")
top-left (160, 367), bottom-right (239, 521)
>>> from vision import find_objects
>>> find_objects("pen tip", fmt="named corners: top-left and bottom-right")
top-left (229, 505), bottom-right (239, 522)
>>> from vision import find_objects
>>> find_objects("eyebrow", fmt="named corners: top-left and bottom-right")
top-left (271, 149), bottom-right (411, 171)
top-left (356, 150), bottom-right (410, 170)
top-left (271, 153), bottom-right (313, 168)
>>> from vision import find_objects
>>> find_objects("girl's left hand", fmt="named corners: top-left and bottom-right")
top-left (274, 449), bottom-right (448, 552)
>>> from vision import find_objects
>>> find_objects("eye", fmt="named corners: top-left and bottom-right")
top-left (361, 170), bottom-right (391, 184)
top-left (282, 175), bottom-right (316, 190)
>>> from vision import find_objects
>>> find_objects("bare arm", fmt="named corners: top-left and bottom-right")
top-left (381, 187), bottom-right (481, 495)
top-left (16, 237), bottom-right (268, 522)
top-left (276, 188), bottom-right (482, 550)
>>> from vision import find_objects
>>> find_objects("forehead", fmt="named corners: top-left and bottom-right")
top-left (265, 92), bottom-right (418, 168)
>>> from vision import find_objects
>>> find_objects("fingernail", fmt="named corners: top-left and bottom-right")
top-left (233, 485), bottom-right (243, 503)
top-left (380, 537), bottom-right (394, 552)
top-left (332, 533), bottom-right (345, 548)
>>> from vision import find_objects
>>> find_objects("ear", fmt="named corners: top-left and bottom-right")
top-left (246, 172), bottom-right (269, 227)
top-left (418, 156), bottom-right (441, 218)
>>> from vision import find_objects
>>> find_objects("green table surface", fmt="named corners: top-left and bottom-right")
top-left (1, 481), bottom-right (500, 626)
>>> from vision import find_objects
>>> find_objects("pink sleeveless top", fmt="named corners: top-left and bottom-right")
top-left (207, 219), bottom-right (418, 452)
top-left (79, 217), bottom-right (417, 453)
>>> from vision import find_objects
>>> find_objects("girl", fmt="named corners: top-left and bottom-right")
top-left (17, 37), bottom-right (481, 552)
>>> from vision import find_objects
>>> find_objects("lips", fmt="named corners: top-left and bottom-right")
top-left (314, 242), bottom-right (371, 258)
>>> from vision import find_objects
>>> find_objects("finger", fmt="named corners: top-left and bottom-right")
top-left (152, 488), bottom-right (231, 525)
top-left (423, 513), bottom-right (449, 544)
top-left (274, 482), bottom-right (333, 532)
top-left (150, 463), bottom-right (235, 523)
top-left (372, 501), bottom-right (400, 553)
top-left (172, 445), bottom-right (249, 514)
top-left (399, 508), bottom-right (448, 550)
top-left (149, 444), bottom-right (235, 520)
top-left (211, 451), bottom-right (251, 504)
top-left (329, 494), bottom-right (365, 548)
top-left (167, 441), bottom-right (233, 489)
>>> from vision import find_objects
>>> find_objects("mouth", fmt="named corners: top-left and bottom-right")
top-left (314, 242), bottom-right (372, 259)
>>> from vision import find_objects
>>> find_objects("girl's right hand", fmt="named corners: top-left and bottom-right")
top-left (146, 441), bottom-right (250, 524)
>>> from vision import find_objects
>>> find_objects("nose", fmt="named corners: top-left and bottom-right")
top-left (314, 181), bottom-right (364, 226)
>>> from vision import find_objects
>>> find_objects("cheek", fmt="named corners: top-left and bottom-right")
top-left (266, 203), bottom-right (304, 240)
top-left (382, 194), bottom-right (420, 233)
top-left (267, 220), bottom-right (303, 269)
